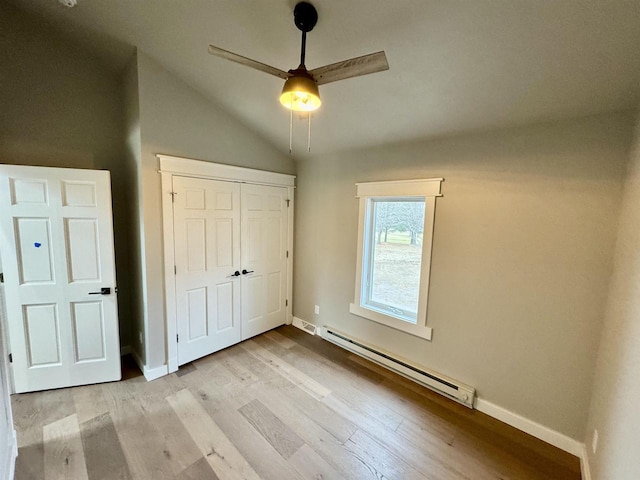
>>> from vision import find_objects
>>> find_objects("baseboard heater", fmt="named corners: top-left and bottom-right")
top-left (322, 327), bottom-right (475, 408)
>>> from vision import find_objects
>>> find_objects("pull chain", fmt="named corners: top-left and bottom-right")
top-left (288, 110), bottom-right (313, 154)
top-left (308, 112), bottom-right (311, 152)
top-left (289, 108), bottom-right (293, 155)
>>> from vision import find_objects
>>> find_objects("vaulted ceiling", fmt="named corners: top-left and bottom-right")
top-left (12, 0), bottom-right (640, 156)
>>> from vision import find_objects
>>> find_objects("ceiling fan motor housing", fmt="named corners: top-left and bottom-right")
top-left (294, 2), bottom-right (318, 32)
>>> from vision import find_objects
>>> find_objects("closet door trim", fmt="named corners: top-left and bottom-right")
top-left (158, 154), bottom-right (295, 187)
top-left (158, 154), bottom-right (295, 374)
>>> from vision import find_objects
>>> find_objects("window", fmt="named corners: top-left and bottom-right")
top-left (350, 179), bottom-right (442, 340)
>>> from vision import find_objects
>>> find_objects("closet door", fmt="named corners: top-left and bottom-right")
top-left (241, 184), bottom-right (289, 339)
top-left (173, 176), bottom-right (241, 365)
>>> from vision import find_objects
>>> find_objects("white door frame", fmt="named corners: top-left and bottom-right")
top-left (158, 154), bottom-right (295, 374)
top-left (0, 278), bottom-right (18, 480)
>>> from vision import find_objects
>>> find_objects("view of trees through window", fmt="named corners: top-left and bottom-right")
top-left (368, 199), bottom-right (425, 321)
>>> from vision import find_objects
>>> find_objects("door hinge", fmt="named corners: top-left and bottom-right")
top-left (174, 265), bottom-right (177, 275)
top-left (170, 191), bottom-right (177, 203)
top-left (0, 272), bottom-right (3, 283)
top-left (176, 334), bottom-right (179, 343)
top-left (285, 299), bottom-right (288, 307)
top-left (286, 250), bottom-right (289, 258)
top-left (286, 199), bottom-right (290, 207)
top-left (8, 354), bottom-right (12, 363)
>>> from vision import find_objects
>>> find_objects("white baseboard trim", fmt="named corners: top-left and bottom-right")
top-left (475, 398), bottom-right (583, 457)
top-left (120, 345), bottom-right (132, 356)
top-left (579, 444), bottom-right (592, 480)
top-left (131, 350), bottom-right (143, 374)
top-left (131, 350), bottom-right (168, 382)
top-left (292, 316), bottom-right (318, 335)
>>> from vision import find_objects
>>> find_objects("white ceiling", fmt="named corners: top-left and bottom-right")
top-left (13, 0), bottom-right (640, 156)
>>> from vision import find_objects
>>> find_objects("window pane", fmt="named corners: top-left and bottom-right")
top-left (366, 199), bottom-right (425, 323)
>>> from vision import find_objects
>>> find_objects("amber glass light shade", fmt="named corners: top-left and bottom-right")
top-left (279, 70), bottom-right (321, 112)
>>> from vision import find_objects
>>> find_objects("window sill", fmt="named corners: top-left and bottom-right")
top-left (349, 303), bottom-right (433, 341)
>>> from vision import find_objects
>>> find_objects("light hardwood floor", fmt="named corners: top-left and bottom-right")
top-left (12, 325), bottom-right (581, 479)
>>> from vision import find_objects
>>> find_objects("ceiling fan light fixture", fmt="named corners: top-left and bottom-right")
top-left (208, 0), bottom-right (389, 144)
top-left (279, 70), bottom-right (321, 112)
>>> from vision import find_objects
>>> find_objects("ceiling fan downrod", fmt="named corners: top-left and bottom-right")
top-left (294, 2), bottom-right (318, 68)
top-left (301, 31), bottom-right (307, 67)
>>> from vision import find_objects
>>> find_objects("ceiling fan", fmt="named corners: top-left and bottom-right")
top-left (208, 1), bottom-right (389, 113)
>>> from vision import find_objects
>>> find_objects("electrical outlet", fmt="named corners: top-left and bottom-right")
top-left (138, 331), bottom-right (143, 345)
top-left (592, 429), bottom-right (599, 454)
top-left (314, 305), bottom-right (320, 315)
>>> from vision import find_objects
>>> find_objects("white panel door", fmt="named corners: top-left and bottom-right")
top-left (173, 176), bottom-right (241, 365)
top-left (0, 165), bottom-right (121, 393)
top-left (241, 184), bottom-right (288, 339)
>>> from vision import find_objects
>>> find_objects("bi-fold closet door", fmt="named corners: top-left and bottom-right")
top-left (172, 175), bottom-right (289, 366)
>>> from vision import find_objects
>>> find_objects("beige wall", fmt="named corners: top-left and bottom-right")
top-left (293, 112), bottom-right (634, 440)
top-left (134, 51), bottom-right (296, 368)
top-left (122, 55), bottom-right (145, 362)
top-left (0, 2), bottom-right (132, 347)
top-left (585, 113), bottom-right (640, 478)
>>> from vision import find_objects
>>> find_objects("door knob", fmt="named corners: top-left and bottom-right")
top-left (230, 271), bottom-right (241, 277)
top-left (88, 287), bottom-right (111, 295)
top-left (242, 269), bottom-right (254, 275)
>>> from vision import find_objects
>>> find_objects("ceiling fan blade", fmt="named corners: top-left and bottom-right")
top-left (309, 51), bottom-right (389, 86)
top-left (208, 45), bottom-right (291, 80)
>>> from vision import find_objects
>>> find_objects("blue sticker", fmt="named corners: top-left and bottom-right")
top-left (34, 242), bottom-right (41, 248)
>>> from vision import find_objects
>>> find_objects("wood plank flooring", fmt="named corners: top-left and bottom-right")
top-left (12, 325), bottom-right (582, 480)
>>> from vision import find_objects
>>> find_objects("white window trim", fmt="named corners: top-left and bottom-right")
top-left (349, 178), bottom-right (443, 341)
